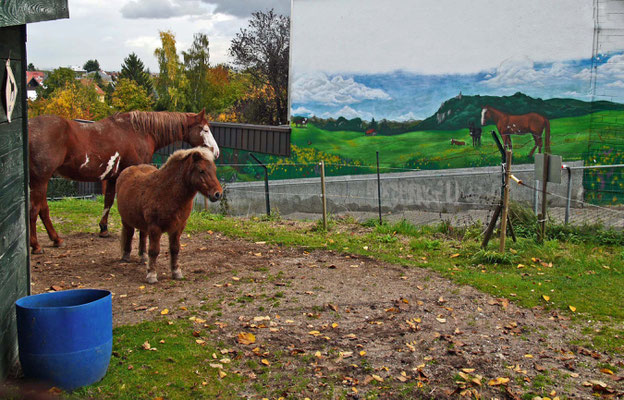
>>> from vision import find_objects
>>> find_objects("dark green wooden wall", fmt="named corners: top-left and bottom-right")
top-left (0, 24), bottom-right (30, 379)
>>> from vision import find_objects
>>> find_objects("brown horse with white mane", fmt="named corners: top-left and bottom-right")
top-left (116, 147), bottom-right (222, 283)
top-left (481, 106), bottom-right (551, 156)
top-left (28, 110), bottom-right (220, 254)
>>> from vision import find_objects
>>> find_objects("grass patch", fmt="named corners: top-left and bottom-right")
top-left (73, 319), bottom-right (245, 399)
top-left (46, 198), bottom-right (624, 354)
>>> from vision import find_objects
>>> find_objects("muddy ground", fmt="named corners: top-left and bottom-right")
top-left (30, 228), bottom-right (623, 399)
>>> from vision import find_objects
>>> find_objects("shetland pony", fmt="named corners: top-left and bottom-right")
top-left (116, 147), bottom-right (222, 283)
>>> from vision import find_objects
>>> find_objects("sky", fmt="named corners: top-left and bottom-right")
top-left (26, 0), bottom-right (291, 72)
top-left (290, 0), bottom-right (624, 121)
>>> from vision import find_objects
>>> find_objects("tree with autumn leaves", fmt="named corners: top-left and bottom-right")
top-left (29, 9), bottom-right (290, 126)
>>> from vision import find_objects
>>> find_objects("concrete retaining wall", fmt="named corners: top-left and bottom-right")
top-left (197, 161), bottom-right (585, 216)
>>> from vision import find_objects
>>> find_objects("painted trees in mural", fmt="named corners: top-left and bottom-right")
top-left (289, 0), bottom-right (624, 175)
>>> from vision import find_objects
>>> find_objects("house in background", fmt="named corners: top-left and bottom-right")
top-left (26, 71), bottom-right (45, 100)
top-left (79, 78), bottom-right (105, 102)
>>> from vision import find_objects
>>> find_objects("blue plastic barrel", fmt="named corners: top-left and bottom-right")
top-left (15, 289), bottom-right (112, 391)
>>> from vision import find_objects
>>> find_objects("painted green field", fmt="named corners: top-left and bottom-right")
top-left (290, 111), bottom-right (622, 170)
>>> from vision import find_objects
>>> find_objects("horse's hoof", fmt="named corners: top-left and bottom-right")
top-left (32, 247), bottom-right (43, 254)
top-left (99, 231), bottom-right (110, 238)
top-left (139, 255), bottom-right (148, 264)
top-left (146, 272), bottom-right (158, 284)
top-left (121, 254), bottom-right (131, 262)
top-left (172, 269), bottom-right (184, 280)
top-left (53, 240), bottom-right (65, 248)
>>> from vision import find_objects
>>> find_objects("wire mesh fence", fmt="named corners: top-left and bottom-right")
top-left (45, 153), bottom-right (624, 231)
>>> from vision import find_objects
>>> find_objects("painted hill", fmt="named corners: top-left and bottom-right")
top-left (417, 92), bottom-right (624, 131)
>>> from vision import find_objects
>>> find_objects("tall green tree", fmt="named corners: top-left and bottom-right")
top-left (27, 63), bottom-right (36, 71)
top-left (182, 33), bottom-right (210, 112)
top-left (154, 31), bottom-right (189, 111)
top-left (229, 9), bottom-right (290, 124)
top-left (119, 52), bottom-right (153, 94)
top-left (38, 67), bottom-right (76, 98)
top-left (83, 59), bottom-right (100, 72)
top-left (111, 78), bottom-right (153, 112)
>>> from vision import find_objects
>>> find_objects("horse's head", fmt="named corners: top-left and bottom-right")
top-left (186, 109), bottom-right (220, 159)
top-left (185, 147), bottom-right (223, 202)
top-left (481, 106), bottom-right (491, 126)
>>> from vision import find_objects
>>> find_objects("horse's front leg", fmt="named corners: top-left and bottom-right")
top-left (99, 179), bottom-right (116, 237)
top-left (146, 229), bottom-right (162, 284)
top-left (168, 231), bottom-right (184, 280)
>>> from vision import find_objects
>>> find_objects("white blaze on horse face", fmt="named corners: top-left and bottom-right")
top-left (201, 125), bottom-right (220, 159)
top-left (80, 155), bottom-right (90, 169)
top-left (100, 152), bottom-right (120, 180)
top-left (481, 108), bottom-right (487, 126)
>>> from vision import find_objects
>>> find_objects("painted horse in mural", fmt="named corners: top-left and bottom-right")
top-left (28, 110), bottom-right (220, 254)
top-left (468, 121), bottom-right (482, 148)
top-left (116, 147), bottom-right (222, 283)
top-left (481, 106), bottom-right (551, 156)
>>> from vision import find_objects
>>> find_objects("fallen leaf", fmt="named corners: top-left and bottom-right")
top-left (372, 374), bottom-right (384, 382)
top-left (261, 359), bottom-right (271, 366)
top-left (238, 332), bottom-right (256, 345)
top-left (142, 341), bottom-right (151, 350)
top-left (450, 253), bottom-right (460, 258)
top-left (219, 370), bottom-right (227, 378)
top-left (542, 295), bottom-right (550, 301)
top-left (488, 377), bottom-right (510, 386)
top-left (160, 309), bottom-right (169, 315)
top-left (569, 305), bottom-right (577, 312)
top-left (600, 368), bottom-right (614, 375)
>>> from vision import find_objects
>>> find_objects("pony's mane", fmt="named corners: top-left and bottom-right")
top-left (162, 147), bottom-right (215, 169)
top-left (128, 111), bottom-right (193, 144)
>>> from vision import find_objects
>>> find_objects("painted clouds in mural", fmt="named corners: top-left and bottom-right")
top-left (288, 0), bottom-right (624, 173)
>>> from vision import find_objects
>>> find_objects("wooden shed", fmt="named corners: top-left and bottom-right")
top-left (0, 0), bottom-right (69, 378)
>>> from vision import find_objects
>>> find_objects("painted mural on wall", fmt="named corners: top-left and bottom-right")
top-left (285, 0), bottom-right (624, 201)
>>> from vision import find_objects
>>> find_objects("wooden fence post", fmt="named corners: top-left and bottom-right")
top-left (499, 150), bottom-right (512, 252)
top-left (320, 160), bottom-right (327, 230)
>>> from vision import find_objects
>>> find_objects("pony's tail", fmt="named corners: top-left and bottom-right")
top-left (544, 119), bottom-right (551, 153)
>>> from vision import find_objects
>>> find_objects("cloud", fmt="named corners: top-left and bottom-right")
top-left (291, 106), bottom-right (313, 116)
top-left (482, 57), bottom-right (573, 88)
top-left (320, 106), bottom-right (373, 120)
top-left (125, 36), bottom-right (162, 50)
top-left (204, 0), bottom-right (290, 17)
top-left (121, 0), bottom-right (209, 19)
top-left (292, 72), bottom-right (391, 106)
top-left (607, 80), bottom-right (624, 89)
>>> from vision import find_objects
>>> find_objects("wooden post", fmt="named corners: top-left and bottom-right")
top-left (499, 150), bottom-right (512, 252)
top-left (376, 151), bottom-right (382, 225)
top-left (538, 154), bottom-right (549, 243)
top-left (320, 160), bottom-right (328, 230)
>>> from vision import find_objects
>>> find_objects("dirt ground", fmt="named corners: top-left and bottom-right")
top-left (30, 229), bottom-right (623, 399)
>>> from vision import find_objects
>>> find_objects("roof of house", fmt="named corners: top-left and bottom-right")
top-left (79, 79), bottom-right (105, 95)
top-left (26, 71), bottom-right (45, 85)
top-left (366, 128), bottom-right (376, 134)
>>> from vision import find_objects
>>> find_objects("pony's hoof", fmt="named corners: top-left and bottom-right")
top-left (99, 231), bottom-right (110, 238)
top-left (121, 254), bottom-right (131, 262)
top-left (172, 269), bottom-right (184, 280)
top-left (139, 255), bottom-right (148, 264)
top-left (53, 240), bottom-right (65, 248)
top-left (31, 247), bottom-right (43, 254)
top-left (146, 272), bottom-right (158, 284)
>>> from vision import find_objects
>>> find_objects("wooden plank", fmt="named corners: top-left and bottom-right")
top-left (0, 25), bottom-right (24, 58)
top-left (0, 119), bottom-right (23, 155)
top-left (0, 0), bottom-right (69, 27)
top-left (0, 207), bottom-right (26, 257)
top-left (0, 147), bottom-right (25, 184)
top-left (0, 177), bottom-right (25, 223)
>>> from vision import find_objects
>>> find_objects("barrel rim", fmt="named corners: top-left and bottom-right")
top-left (15, 288), bottom-right (111, 310)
